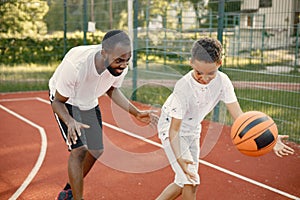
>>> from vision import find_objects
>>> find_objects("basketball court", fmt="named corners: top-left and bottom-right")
top-left (0, 91), bottom-right (299, 200)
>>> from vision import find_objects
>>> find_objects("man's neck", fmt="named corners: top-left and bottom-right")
top-left (94, 51), bottom-right (106, 75)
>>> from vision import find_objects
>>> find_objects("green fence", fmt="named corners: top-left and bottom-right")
top-left (131, 0), bottom-right (300, 143)
top-left (0, 0), bottom-right (299, 142)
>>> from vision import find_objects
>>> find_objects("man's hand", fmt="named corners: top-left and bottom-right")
top-left (273, 135), bottom-right (294, 157)
top-left (136, 110), bottom-right (159, 128)
top-left (67, 119), bottom-right (90, 145)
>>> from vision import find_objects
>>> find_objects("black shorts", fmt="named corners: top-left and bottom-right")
top-left (51, 97), bottom-right (103, 151)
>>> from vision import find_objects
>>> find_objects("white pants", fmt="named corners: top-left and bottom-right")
top-left (161, 135), bottom-right (200, 187)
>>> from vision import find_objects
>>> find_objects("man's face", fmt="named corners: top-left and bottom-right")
top-left (104, 43), bottom-right (131, 77)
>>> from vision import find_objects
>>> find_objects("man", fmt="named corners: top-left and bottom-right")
top-left (49, 30), bottom-right (155, 200)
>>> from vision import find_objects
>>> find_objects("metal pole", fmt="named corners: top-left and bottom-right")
top-left (109, 0), bottom-right (113, 29)
top-left (63, 0), bottom-right (67, 55)
top-left (146, 0), bottom-right (149, 70)
top-left (213, 0), bottom-right (225, 122)
top-left (217, 0), bottom-right (224, 44)
top-left (83, 0), bottom-right (87, 45)
top-left (295, 23), bottom-right (299, 69)
top-left (128, 0), bottom-right (133, 70)
top-left (132, 0), bottom-right (138, 101)
top-left (91, 0), bottom-right (94, 22)
top-left (261, 14), bottom-right (265, 66)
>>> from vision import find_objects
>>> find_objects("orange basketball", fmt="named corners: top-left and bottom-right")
top-left (231, 111), bottom-right (278, 157)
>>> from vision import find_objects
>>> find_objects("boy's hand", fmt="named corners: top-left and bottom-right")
top-left (273, 135), bottom-right (294, 157)
top-left (177, 158), bottom-right (197, 185)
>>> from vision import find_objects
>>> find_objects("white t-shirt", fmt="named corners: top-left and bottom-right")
top-left (49, 45), bottom-right (128, 110)
top-left (158, 70), bottom-right (237, 140)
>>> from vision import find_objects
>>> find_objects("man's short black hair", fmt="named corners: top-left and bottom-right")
top-left (102, 30), bottom-right (131, 52)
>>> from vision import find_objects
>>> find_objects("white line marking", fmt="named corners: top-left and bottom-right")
top-left (36, 97), bottom-right (50, 104)
top-left (4, 96), bottom-right (300, 199)
top-left (0, 104), bottom-right (47, 200)
top-left (0, 97), bottom-right (37, 102)
top-left (199, 160), bottom-right (300, 200)
top-left (103, 117), bottom-right (299, 199)
top-left (102, 122), bottom-right (163, 148)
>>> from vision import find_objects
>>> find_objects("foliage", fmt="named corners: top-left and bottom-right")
top-left (0, 31), bottom-right (105, 65)
top-left (45, 0), bottom-right (128, 32)
top-left (0, 0), bottom-right (49, 36)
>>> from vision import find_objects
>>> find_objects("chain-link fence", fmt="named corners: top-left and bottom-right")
top-left (131, 0), bottom-right (300, 142)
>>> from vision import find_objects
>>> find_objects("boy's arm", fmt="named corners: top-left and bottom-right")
top-left (169, 117), bottom-right (197, 182)
top-left (169, 117), bottom-right (182, 159)
top-left (225, 101), bottom-right (243, 120)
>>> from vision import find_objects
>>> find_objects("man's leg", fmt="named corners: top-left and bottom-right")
top-left (68, 147), bottom-right (103, 200)
top-left (83, 149), bottom-right (103, 177)
top-left (68, 146), bottom-right (88, 200)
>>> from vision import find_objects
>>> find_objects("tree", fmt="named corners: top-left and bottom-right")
top-left (0, 0), bottom-right (49, 36)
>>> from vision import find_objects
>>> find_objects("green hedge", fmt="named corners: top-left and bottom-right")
top-left (0, 32), bottom-right (104, 65)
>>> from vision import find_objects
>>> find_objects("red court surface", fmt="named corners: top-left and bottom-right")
top-left (0, 91), bottom-right (299, 200)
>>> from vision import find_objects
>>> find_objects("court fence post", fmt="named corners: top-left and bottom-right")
top-left (63, 0), bottom-right (67, 55)
top-left (83, 0), bottom-right (88, 45)
top-left (132, 0), bottom-right (139, 101)
top-left (213, 0), bottom-right (225, 122)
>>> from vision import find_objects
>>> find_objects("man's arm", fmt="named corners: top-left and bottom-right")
top-left (106, 86), bottom-right (140, 117)
top-left (106, 86), bottom-right (157, 124)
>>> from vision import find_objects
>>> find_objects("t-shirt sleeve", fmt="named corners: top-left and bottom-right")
top-left (55, 59), bottom-right (78, 98)
top-left (168, 93), bottom-right (185, 119)
top-left (165, 79), bottom-right (188, 119)
top-left (221, 74), bottom-right (238, 104)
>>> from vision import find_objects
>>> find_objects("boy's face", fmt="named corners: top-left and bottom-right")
top-left (190, 59), bottom-right (221, 85)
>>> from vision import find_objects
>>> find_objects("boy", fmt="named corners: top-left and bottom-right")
top-left (156, 37), bottom-right (294, 200)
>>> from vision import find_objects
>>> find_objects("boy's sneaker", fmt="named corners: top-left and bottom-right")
top-left (55, 189), bottom-right (73, 200)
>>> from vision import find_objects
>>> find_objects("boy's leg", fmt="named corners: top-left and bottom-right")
top-left (156, 183), bottom-right (182, 200)
top-left (182, 184), bottom-right (197, 200)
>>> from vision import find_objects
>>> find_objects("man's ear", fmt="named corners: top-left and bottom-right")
top-left (101, 49), bottom-right (108, 59)
top-left (189, 58), bottom-right (193, 66)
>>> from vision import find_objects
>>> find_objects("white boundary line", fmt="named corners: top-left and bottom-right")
top-left (1, 97), bottom-right (299, 200)
top-left (0, 104), bottom-right (47, 200)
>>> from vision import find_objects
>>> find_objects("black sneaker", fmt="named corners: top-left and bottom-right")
top-left (55, 189), bottom-right (73, 200)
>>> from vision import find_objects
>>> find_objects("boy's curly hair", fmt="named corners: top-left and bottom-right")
top-left (191, 37), bottom-right (222, 63)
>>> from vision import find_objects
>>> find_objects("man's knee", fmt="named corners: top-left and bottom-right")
top-left (89, 149), bottom-right (104, 159)
top-left (70, 146), bottom-right (89, 162)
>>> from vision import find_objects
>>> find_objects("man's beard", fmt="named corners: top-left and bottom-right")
top-left (105, 59), bottom-right (123, 77)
